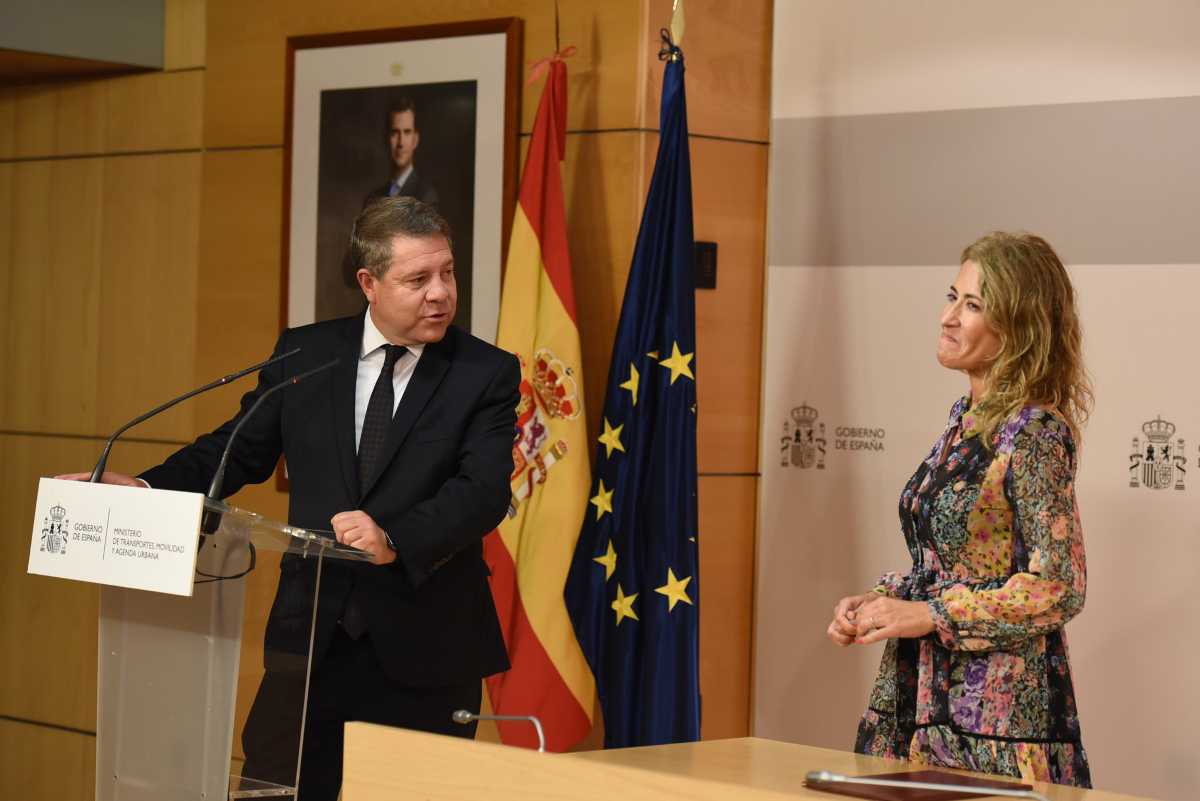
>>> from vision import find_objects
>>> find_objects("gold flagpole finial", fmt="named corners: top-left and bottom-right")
top-left (670, 0), bottom-right (686, 47)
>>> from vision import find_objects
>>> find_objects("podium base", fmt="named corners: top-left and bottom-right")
top-left (228, 774), bottom-right (294, 799)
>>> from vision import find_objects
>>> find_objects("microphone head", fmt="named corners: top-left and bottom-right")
top-left (451, 709), bottom-right (476, 724)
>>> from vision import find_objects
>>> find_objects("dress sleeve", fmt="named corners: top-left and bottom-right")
top-left (927, 426), bottom-right (1087, 651)
top-left (873, 571), bottom-right (909, 598)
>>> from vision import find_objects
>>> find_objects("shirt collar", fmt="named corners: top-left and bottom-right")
top-left (391, 165), bottom-right (414, 192)
top-left (361, 309), bottom-right (424, 361)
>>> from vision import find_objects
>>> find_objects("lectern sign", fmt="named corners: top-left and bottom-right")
top-left (28, 478), bottom-right (203, 596)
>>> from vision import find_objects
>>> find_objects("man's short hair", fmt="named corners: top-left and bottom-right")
top-left (385, 97), bottom-right (417, 133)
top-left (348, 196), bottom-right (453, 279)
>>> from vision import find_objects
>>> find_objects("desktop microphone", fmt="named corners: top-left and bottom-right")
top-left (451, 709), bottom-right (547, 753)
top-left (200, 357), bottom-right (339, 534)
top-left (89, 348), bottom-right (301, 483)
top-left (805, 770), bottom-right (1049, 801)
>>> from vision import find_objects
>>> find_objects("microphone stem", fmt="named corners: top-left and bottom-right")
top-left (454, 712), bottom-right (546, 752)
top-left (89, 348), bottom-right (300, 482)
top-left (206, 358), bottom-right (339, 501)
top-left (489, 714), bottom-right (546, 752)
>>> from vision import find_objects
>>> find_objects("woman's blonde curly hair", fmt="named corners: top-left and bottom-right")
top-left (961, 232), bottom-right (1094, 447)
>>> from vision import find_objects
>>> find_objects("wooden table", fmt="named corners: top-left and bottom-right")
top-left (342, 727), bottom-right (1156, 801)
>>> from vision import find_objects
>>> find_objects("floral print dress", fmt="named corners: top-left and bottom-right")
top-left (854, 398), bottom-right (1091, 787)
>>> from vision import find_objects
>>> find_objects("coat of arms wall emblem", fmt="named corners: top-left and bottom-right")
top-left (1129, 416), bottom-right (1186, 490)
top-left (781, 402), bottom-right (826, 470)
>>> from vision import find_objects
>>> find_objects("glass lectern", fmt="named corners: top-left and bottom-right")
top-left (95, 497), bottom-right (370, 801)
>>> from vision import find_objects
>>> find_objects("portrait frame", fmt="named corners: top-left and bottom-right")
top-left (278, 19), bottom-right (522, 489)
top-left (282, 17), bottom-right (522, 340)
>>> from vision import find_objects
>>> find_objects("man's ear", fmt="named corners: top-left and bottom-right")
top-left (412, 129), bottom-right (420, 152)
top-left (356, 269), bottom-right (376, 302)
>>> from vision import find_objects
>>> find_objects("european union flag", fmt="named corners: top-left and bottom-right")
top-left (564, 32), bottom-right (699, 748)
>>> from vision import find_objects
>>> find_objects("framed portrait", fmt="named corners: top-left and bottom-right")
top-left (282, 18), bottom-right (522, 342)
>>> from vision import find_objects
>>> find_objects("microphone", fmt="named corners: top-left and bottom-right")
top-left (804, 770), bottom-right (1049, 801)
top-left (89, 348), bottom-right (302, 483)
top-left (451, 709), bottom-right (546, 753)
top-left (200, 357), bottom-right (339, 534)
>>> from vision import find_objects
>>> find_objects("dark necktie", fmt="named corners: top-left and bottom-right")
top-left (341, 343), bottom-right (404, 640)
top-left (357, 343), bottom-right (406, 494)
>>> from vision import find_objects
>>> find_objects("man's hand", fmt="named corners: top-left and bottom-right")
top-left (54, 471), bottom-right (145, 487)
top-left (331, 510), bottom-right (396, 566)
top-left (853, 595), bottom-right (935, 645)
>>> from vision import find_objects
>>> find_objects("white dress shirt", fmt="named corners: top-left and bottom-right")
top-left (355, 309), bottom-right (423, 451)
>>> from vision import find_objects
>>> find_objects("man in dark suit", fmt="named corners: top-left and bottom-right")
top-left (363, 98), bottom-right (440, 208)
top-left (78, 197), bottom-right (517, 801)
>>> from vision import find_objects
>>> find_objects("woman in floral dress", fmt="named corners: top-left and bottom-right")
top-left (826, 232), bottom-right (1093, 787)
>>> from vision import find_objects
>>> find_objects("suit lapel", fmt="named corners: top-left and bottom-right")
top-left (397, 169), bottom-right (419, 196)
top-left (332, 315), bottom-right (364, 501)
top-left (359, 328), bottom-right (455, 500)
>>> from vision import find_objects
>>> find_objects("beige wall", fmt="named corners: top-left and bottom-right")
top-left (0, 0), bottom-right (770, 796)
top-left (758, 4), bottom-right (1200, 801)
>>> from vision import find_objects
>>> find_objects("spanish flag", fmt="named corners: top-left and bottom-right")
top-left (483, 55), bottom-right (594, 750)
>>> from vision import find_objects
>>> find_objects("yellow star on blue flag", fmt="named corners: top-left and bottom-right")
top-left (598, 418), bottom-right (625, 458)
top-left (658, 341), bottom-right (694, 384)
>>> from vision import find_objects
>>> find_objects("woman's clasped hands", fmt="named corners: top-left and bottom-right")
top-left (826, 592), bottom-right (935, 646)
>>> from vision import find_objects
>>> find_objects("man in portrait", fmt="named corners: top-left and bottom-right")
top-left (364, 97), bottom-right (440, 207)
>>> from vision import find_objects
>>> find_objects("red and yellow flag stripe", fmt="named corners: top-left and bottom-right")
top-left (483, 57), bottom-right (594, 750)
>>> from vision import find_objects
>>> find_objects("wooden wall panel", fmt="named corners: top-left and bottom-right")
top-left (104, 70), bottom-right (204, 153)
top-left (0, 71), bottom-right (202, 160)
top-left (0, 435), bottom-right (181, 731)
top-left (203, 0), bottom-right (645, 148)
top-left (0, 159), bottom-right (105, 435)
top-left (0, 154), bottom-right (201, 441)
top-left (191, 148), bottom-right (285, 438)
top-left (2, 80), bottom-right (108, 158)
top-left (165, 0), bottom-right (208, 71)
top-left (95, 152), bottom-right (202, 441)
top-left (697, 475), bottom-right (756, 738)
top-left (51, 81), bottom-right (114, 155)
top-left (641, 0), bottom-right (772, 142)
top-left (689, 137), bottom-right (768, 474)
top-left (4, 83), bottom-right (58, 159)
top-left (0, 87), bottom-right (13, 157)
top-left (0, 164), bottom-right (9, 382)
top-left (0, 164), bottom-right (14, 415)
top-left (0, 719), bottom-right (94, 801)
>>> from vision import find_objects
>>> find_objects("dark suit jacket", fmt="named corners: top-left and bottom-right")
top-left (363, 167), bottom-right (439, 208)
top-left (141, 318), bottom-right (517, 686)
